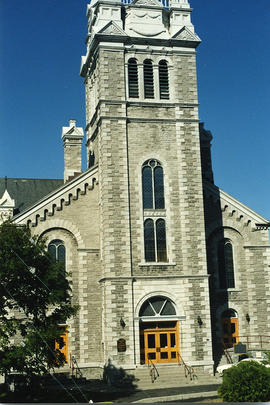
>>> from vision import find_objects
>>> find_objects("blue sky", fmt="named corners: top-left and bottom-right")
top-left (0, 0), bottom-right (270, 219)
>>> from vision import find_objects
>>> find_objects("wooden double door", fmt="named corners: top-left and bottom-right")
top-left (140, 321), bottom-right (179, 364)
top-left (222, 318), bottom-right (239, 349)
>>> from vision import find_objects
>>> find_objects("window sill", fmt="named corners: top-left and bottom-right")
top-left (139, 262), bottom-right (176, 267)
top-left (217, 288), bottom-right (242, 293)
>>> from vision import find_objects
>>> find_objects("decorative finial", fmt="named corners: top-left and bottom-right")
top-left (69, 119), bottom-right (77, 127)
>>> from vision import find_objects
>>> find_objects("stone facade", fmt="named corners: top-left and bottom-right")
top-left (2, 0), bottom-right (268, 377)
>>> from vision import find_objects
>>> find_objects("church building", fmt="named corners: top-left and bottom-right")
top-left (1, 0), bottom-right (270, 377)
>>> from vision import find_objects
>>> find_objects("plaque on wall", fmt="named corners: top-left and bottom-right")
top-left (234, 342), bottom-right (247, 354)
top-left (117, 338), bottom-right (126, 353)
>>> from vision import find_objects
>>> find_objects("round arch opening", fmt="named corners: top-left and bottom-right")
top-left (221, 308), bottom-right (239, 349)
top-left (139, 296), bottom-right (180, 364)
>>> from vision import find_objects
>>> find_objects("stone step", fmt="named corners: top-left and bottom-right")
top-left (132, 366), bottom-right (221, 390)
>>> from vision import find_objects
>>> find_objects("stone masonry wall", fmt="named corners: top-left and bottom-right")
top-left (204, 189), bottom-right (270, 365)
top-left (17, 177), bottom-right (103, 369)
top-left (84, 43), bottom-right (214, 368)
top-left (94, 48), bottom-right (135, 366)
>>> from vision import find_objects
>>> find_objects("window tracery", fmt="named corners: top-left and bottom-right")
top-left (48, 239), bottom-right (66, 265)
top-left (139, 296), bottom-right (176, 317)
top-left (142, 159), bottom-right (167, 262)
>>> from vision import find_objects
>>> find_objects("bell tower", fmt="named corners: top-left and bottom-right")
top-left (81, 0), bottom-right (213, 372)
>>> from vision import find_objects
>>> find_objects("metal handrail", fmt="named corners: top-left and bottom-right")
top-left (147, 356), bottom-right (159, 383)
top-left (177, 352), bottom-right (195, 381)
top-left (221, 340), bottom-right (233, 364)
top-left (222, 335), bottom-right (270, 351)
top-left (237, 335), bottom-right (270, 350)
top-left (69, 353), bottom-right (83, 379)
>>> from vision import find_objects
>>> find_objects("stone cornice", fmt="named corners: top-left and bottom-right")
top-left (77, 248), bottom-right (100, 253)
top-left (203, 181), bottom-right (269, 224)
top-left (99, 274), bottom-right (210, 283)
top-left (86, 99), bottom-right (199, 131)
top-left (96, 115), bottom-right (198, 123)
top-left (87, 116), bottom-right (198, 139)
top-left (13, 167), bottom-right (98, 226)
top-left (81, 34), bottom-right (198, 77)
top-left (244, 245), bottom-right (270, 250)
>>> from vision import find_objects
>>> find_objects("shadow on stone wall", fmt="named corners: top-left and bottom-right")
top-left (103, 358), bottom-right (137, 389)
top-left (203, 184), bottom-right (230, 372)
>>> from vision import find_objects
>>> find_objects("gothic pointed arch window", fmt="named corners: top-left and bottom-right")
top-left (159, 60), bottom-right (169, 100)
top-left (218, 239), bottom-right (235, 289)
top-left (48, 240), bottom-right (66, 266)
top-left (142, 159), bottom-right (167, 262)
top-left (142, 159), bottom-right (164, 209)
top-left (128, 58), bottom-right (139, 98)
top-left (143, 59), bottom-right (154, 99)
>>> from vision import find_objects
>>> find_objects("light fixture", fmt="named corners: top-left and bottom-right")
top-left (120, 317), bottom-right (126, 328)
top-left (246, 313), bottom-right (250, 323)
top-left (197, 316), bottom-right (203, 328)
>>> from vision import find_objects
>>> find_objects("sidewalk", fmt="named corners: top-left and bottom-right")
top-left (111, 384), bottom-right (221, 403)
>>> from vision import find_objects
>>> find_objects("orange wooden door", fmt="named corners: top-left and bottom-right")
top-left (55, 327), bottom-right (68, 363)
top-left (143, 323), bottom-right (179, 364)
top-left (157, 331), bottom-right (178, 363)
top-left (144, 332), bottom-right (158, 363)
top-left (222, 318), bottom-right (239, 348)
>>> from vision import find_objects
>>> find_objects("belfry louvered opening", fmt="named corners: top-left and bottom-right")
top-left (128, 58), bottom-right (139, 98)
top-left (159, 60), bottom-right (169, 100)
top-left (143, 59), bottom-right (154, 99)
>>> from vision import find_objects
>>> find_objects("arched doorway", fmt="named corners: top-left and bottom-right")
top-left (221, 309), bottom-right (239, 349)
top-left (139, 296), bottom-right (180, 364)
top-left (55, 325), bottom-right (68, 363)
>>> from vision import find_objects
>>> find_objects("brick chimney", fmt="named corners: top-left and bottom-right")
top-left (62, 119), bottom-right (84, 183)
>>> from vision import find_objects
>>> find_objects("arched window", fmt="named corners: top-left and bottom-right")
top-left (142, 159), bottom-right (167, 262)
top-left (143, 59), bottom-right (154, 99)
top-left (222, 309), bottom-right (237, 319)
top-left (159, 60), bottom-right (169, 100)
top-left (142, 159), bottom-right (164, 209)
top-left (128, 58), bottom-right (139, 98)
top-left (218, 239), bottom-right (235, 289)
top-left (139, 296), bottom-right (176, 317)
top-left (144, 218), bottom-right (167, 262)
top-left (48, 240), bottom-right (66, 265)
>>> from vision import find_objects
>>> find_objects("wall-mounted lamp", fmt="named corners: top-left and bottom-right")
top-left (120, 317), bottom-right (126, 329)
top-left (197, 316), bottom-right (203, 328)
top-left (246, 313), bottom-right (250, 323)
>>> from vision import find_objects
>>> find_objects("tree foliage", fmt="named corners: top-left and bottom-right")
top-left (0, 222), bottom-right (78, 376)
top-left (218, 360), bottom-right (270, 402)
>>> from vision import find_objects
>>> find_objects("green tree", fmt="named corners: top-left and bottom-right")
top-left (218, 360), bottom-right (270, 402)
top-left (0, 222), bottom-right (78, 377)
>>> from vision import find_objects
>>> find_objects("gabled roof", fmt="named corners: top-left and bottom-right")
top-left (204, 181), bottom-right (269, 224)
top-left (13, 167), bottom-right (98, 226)
top-left (95, 20), bottom-right (128, 36)
top-left (0, 189), bottom-right (15, 208)
top-left (0, 178), bottom-right (63, 216)
top-left (172, 26), bottom-right (201, 43)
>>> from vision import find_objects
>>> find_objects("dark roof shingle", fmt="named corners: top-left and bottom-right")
top-left (0, 178), bottom-right (64, 215)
